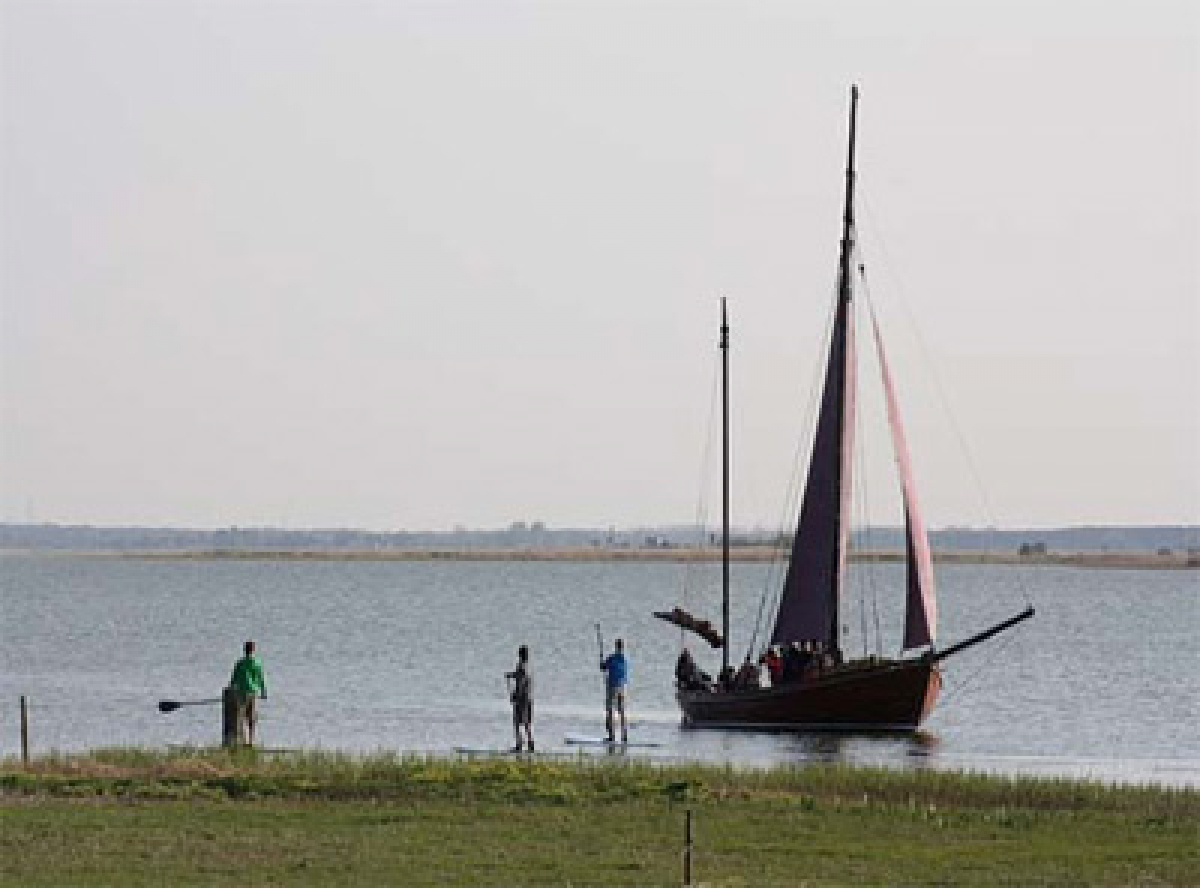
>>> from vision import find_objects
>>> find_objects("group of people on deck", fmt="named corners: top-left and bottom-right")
top-left (675, 639), bottom-right (839, 693)
top-left (676, 647), bottom-right (763, 693)
top-left (763, 640), bottom-right (839, 686)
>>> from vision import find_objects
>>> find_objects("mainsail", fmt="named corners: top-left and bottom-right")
top-left (770, 292), bottom-right (855, 650)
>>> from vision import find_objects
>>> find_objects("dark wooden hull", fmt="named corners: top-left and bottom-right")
top-left (678, 658), bottom-right (941, 731)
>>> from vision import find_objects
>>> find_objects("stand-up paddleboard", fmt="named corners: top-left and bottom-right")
top-left (454, 745), bottom-right (521, 756)
top-left (453, 745), bottom-right (567, 758)
top-left (563, 734), bottom-right (662, 749)
top-left (166, 744), bottom-right (299, 754)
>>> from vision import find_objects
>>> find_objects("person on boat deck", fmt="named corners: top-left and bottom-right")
top-left (675, 647), bottom-right (693, 685)
top-left (676, 647), bottom-right (712, 691)
top-left (675, 647), bottom-right (700, 691)
top-left (780, 642), bottom-right (805, 684)
top-left (762, 646), bottom-right (783, 686)
top-left (229, 640), bottom-right (267, 747)
top-left (601, 638), bottom-right (629, 742)
top-left (506, 644), bottom-right (534, 752)
top-left (799, 641), bottom-right (816, 679)
top-left (733, 657), bottom-right (760, 690)
top-left (814, 641), bottom-right (837, 672)
top-left (717, 665), bottom-right (736, 691)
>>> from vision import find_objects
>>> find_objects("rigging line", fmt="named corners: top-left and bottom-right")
top-left (856, 193), bottom-right (999, 525)
top-left (873, 537), bottom-right (888, 650)
top-left (937, 622), bottom-right (1024, 713)
top-left (857, 191), bottom-right (1033, 607)
top-left (854, 433), bottom-right (872, 659)
top-left (680, 343), bottom-right (724, 623)
top-left (749, 275), bottom-right (843, 653)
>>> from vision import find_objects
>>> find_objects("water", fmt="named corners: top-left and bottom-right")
top-left (2, 553), bottom-right (1197, 786)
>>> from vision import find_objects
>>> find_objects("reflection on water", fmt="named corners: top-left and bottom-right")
top-left (1, 554), bottom-right (1197, 787)
top-left (668, 724), bottom-right (939, 771)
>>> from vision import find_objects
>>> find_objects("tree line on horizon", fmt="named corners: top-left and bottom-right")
top-left (1, 522), bottom-right (1197, 553)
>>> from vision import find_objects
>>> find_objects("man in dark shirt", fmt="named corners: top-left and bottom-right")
top-left (506, 645), bottom-right (534, 752)
top-left (675, 647), bottom-right (700, 690)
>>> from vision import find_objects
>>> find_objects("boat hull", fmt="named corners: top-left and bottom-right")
top-left (678, 658), bottom-right (941, 731)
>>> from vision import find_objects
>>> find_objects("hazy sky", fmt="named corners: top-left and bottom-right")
top-left (1, 0), bottom-right (1196, 531)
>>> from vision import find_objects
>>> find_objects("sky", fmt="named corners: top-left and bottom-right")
top-left (1, 0), bottom-right (1197, 532)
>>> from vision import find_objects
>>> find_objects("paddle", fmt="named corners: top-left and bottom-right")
top-left (157, 698), bottom-right (222, 714)
top-left (595, 623), bottom-right (604, 662)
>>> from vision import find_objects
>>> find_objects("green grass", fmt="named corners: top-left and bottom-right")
top-left (2, 749), bottom-right (1197, 886)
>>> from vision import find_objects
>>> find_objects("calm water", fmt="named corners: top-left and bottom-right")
top-left (1, 553), bottom-right (1197, 786)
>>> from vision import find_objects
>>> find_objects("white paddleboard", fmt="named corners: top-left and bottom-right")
top-left (453, 746), bottom-right (561, 757)
top-left (454, 746), bottom-right (521, 755)
top-left (166, 744), bottom-right (299, 754)
top-left (563, 734), bottom-right (661, 749)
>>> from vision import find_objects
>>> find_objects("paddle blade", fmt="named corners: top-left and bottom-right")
top-left (157, 700), bottom-right (182, 713)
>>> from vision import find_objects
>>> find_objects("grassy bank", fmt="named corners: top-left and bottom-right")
top-left (2, 750), bottom-right (1196, 886)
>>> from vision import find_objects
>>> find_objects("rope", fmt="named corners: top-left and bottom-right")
top-left (857, 189), bottom-right (1035, 610)
top-left (937, 621), bottom-right (1023, 712)
top-left (678, 341), bottom-right (724, 646)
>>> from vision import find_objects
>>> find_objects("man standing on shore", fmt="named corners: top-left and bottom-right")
top-left (230, 640), bottom-right (267, 746)
top-left (600, 638), bottom-right (628, 743)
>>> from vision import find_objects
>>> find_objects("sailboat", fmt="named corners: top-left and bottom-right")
top-left (663, 86), bottom-right (1033, 731)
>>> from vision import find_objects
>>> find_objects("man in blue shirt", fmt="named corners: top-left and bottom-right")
top-left (600, 638), bottom-right (629, 743)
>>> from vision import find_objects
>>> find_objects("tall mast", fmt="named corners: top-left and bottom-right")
top-left (839, 86), bottom-right (859, 290)
top-left (720, 296), bottom-right (730, 678)
top-left (828, 85), bottom-right (859, 657)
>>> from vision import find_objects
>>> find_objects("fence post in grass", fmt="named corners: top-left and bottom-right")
top-left (683, 807), bottom-right (693, 886)
top-left (19, 695), bottom-right (29, 764)
top-left (221, 686), bottom-right (239, 748)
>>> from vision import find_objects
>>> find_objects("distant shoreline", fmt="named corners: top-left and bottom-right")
top-left (5, 546), bottom-right (1196, 570)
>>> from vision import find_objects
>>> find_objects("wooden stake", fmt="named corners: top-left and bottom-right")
top-left (19, 695), bottom-right (29, 764)
top-left (683, 807), bottom-right (693, 886)
top-left (222, 687), bottom-right (239, 748)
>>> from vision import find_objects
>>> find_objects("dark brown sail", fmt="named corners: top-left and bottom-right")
top-left (770, 287), bottom-right (855, 650)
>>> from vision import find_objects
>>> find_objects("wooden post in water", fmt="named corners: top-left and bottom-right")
top-left (19, 696), bottom-right (29, 764)
top-left (683, 808), bottom-right (694, 886)
top-left (221, 686), bottom-right (239, 748)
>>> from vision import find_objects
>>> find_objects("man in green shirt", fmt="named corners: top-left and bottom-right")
top-left (229, 640), bottom-right (267, 746)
